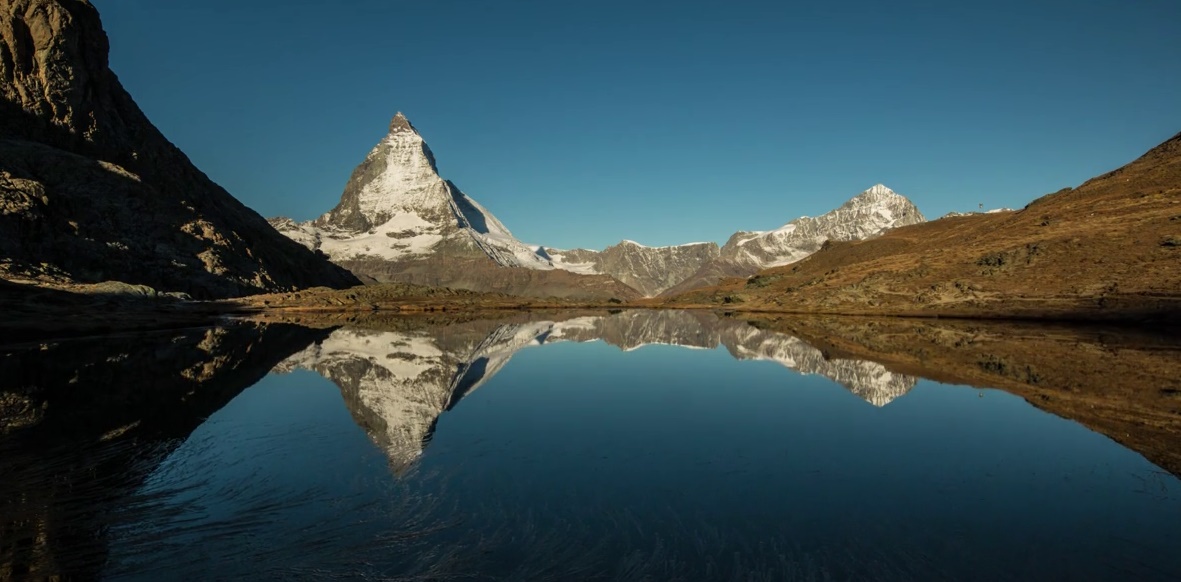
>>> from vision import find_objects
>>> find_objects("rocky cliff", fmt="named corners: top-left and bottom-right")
top-left (546, 240), bottom-right (720, 297)
top-left (0, 0), bottom-right (359, 298)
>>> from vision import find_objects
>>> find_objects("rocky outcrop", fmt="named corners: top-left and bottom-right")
top-left (546, 240), bottom-right (720, 297)
top-left (661, 184), bottom-right (925, 296)
top-left (0, 0), bottom-right (359, 298)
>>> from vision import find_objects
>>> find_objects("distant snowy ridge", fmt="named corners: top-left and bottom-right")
top-left (660, 184), bottom-right (926, 296)
top-left (940, 207), bottom-right (1015, 219)
top-left (722, 184), bottom-right (925, 270)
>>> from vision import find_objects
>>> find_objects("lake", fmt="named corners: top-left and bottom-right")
top-left (2, 310), bottom-right (1179, 581)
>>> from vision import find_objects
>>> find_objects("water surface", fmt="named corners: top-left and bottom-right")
top-left (2, 311), bottom-right (1179, 580)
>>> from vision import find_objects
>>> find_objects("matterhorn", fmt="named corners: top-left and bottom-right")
top-left (270, 114), bottom-right (639, 299)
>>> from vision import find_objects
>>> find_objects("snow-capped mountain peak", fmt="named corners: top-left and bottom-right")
top-left (861, 183), bottom-right (894, 197)
top-left (724, 183), bottom-right (925, 269)
top-left (658, 184), bottom-right (926, 296)
top-left (388, 111), bottom-right (417, 134)
top-left (271, 112), bottom-right (553, 269)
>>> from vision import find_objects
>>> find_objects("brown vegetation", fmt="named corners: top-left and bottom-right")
top-left (229, 281), bottom-right (620, 313)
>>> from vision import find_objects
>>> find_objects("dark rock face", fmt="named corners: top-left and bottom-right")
top-left (546, 241), bottom-right (721, 297)
top-left (0, 0), bottom-right (359, 298)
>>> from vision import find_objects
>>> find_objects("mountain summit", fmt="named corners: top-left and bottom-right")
top-left (274, 112), bottom-right (552, 269)
top-left (388, 111), bottom-right (416, 133)
top-left (661, 184), bottom-right (926, 296)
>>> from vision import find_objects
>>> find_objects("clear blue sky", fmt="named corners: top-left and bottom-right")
top-left (94, 0), bottom-right (1180, 250)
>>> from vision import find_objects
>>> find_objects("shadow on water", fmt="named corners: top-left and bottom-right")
top-left (0, 322), bottom-right (331, 580)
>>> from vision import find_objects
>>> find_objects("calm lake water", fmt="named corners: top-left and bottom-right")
top-left (2, 310), bottom-right (1180, 581)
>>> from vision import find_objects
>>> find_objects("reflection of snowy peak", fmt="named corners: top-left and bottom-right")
top-left (275, 321), bottom-right (558, 468)
top-left (275, 330), bottom-right (458, 469)
top-left (270, 113), bottom-right (553, 270)
top-left (718, 322), bottom-right (916, 407)
top-left (274, 311), bottom-right (918, 468)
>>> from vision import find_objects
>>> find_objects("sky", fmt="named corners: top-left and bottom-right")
top-left (93, 0), bottom-right (1180, 250)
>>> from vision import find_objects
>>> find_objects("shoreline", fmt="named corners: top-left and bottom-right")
top-left (2, 296), bottom-right (1177, 345)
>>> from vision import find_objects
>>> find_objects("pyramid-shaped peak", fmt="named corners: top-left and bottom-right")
top-left (863, 184), bottom-right (897, 196)
top-left (389, 111), bottom-right (418, 134)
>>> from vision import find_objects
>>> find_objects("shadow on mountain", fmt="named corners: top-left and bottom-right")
top-left (0, 321), bottom-right (330, 580)
top-left (742, 314), bottom-right (1181, 478)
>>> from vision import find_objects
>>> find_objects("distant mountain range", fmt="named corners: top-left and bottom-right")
top-left (272, 113), bottom-right (925, 298)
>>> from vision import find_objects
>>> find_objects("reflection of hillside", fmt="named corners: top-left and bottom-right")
top-left (276, 310), bottom-right (919, 468)
top-left (0, 322), bottom-right (328, 580)
top-left (744, 315), bottom-right (1181, 479)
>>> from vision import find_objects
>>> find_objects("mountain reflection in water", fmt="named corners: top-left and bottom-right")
top-left (273, 310), bottom-right (919, 469)
top-left (1, 310), bottom-right (1179, 580)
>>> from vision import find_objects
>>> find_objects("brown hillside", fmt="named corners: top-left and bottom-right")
top-left (661, 131), bottom-right (1181, 322)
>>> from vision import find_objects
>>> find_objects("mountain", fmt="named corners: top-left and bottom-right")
top-left (661, 184), bottom-right (926, 296)
top-left (663, 131), bottom-right (1181, 322)
top-left (546, 240), bottom-right (720, 296)
top-left (0, 0), bottom-right (359, 298)
top-left (271, 113), bottom-right (639, 300)
top-left (270, 114), bottom-right (922, 300)
top-left (275, 310), bottom-right (917, 467)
